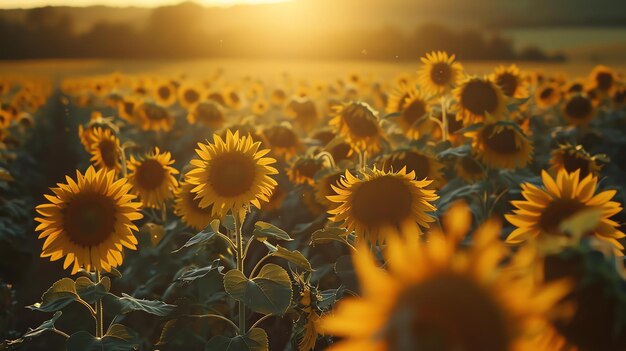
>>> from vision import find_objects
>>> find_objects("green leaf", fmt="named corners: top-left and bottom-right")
top-left (205, 328), bottom-right (268, 351)
top-left (28, 278), bottom-right (79, 312)
top-left (22, 311), bottom-right (63, 339)
top-left (103, 293), bottom-right (176, 316)
top-left (173, 219), bottom-right (222, 252)
top-left (310, 227), bottom-right (350, 246)
top-left (177, 259), bottom-right (223, 282)
top-left (253, 222), bottom-right (292, 242)
top-left (271, 246), bottom-right (313, 271)
top-left (66, 329), bottom-right (137, 351)
top-left (75, 276), bottom-right (110, 304)
top-left (223, 264), bottom-right (292, 315)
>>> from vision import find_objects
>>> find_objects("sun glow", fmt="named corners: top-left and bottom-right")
top-left (0, 0), bottom-right (289, 9)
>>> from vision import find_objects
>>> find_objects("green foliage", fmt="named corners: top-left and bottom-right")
top-left (224, 264), bottom-right (292, 316)
top-left (205, 328), bottom-right (269, 351)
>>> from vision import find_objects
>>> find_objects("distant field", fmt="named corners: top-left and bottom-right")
top-left (0, 59), bottom-right (623, 82)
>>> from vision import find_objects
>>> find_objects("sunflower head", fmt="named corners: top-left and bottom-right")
top-left (455, 155), bottom-right (486, 183)
top-left (174, 181), bottom-right (216, 231)
top-left (133, 101), bottom-right (174, 132)
top-left (321, 202), bottom-right (572, 351)
top-left (252, 98), bottom-right (270, 116)
top-left (153, 80), bottom-right (177, 107)
top-left (327, 167), bottom-right (438, 243)
top-left (178, 83), bottom-right (203, 109)
top-left (329, 101), bottom-right (383, 155)
top-left (88, 127), bottom-right (121, 173)
top-left (455, 76), bottom-right (508, 123)
top-left (127, 147), bottom-right (179, 209)
top-left (589, 65), bottom-right (616, 94)
top-left (491, 64), bottom-right (529, 98)
top-left (313, 168), bottom-right (346, 210)
top-left (186, 130), bottom-right (278, 218)
top-left (35, 166), bottom-right (143, 274)
top-left (287, 156), bottom-right (326, 186)
top-left (187, 101), bottom-right (225, 130)
top-left (285, 97), bottom-right (319, 131)
top-left (78, 113), bottom-right (119, 152)
top-left (117, 96), bottom-right (139, 123)
top-left (562, 94), bottom-right (597, 126)
top-left (506, 169), bottom-right (625, 255)
top-left (549, 144), bottom-right (606, 178)
top-left (377, 149), bottom-right (445, 188)
top-left (469, 121), bottom-right (533, 169)
top-left (263, 124), bottom-right (301, 159)
top-left (418, 51), bottom-right (463, 95)
top-left (271, 88), bottom-right (288, 106)
top-left (535, 83), bottom-right (562, 108)
top-left (393, 88), bottom-right (434, 139)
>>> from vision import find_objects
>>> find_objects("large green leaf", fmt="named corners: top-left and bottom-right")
top-left (173, 219), bottom-right (222, 252)
top-left (28, 278), bottom-right (79, 312)
top-left (270, 245), bottom-right (313, 271)
top-left (75, 276), bottom-right (110, 304)
top-left (310, 227), bottom-right (350, 246)
top-left (223, 264), bottom-right (292, 315)
top-left (66, 325), bottom-right (137, 351)
top-left (176, 259), bottom-right (223, 283)
top-left (103, 293), bottom-right (176, 316)
top-left (3, 311), bottom-right (64, 348)
top-left (205, 328), bottom-right (268, 351)
top-left (253, 222), bottom-right (292, 242)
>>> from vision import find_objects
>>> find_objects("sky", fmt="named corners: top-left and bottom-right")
top-left (0, 0), bottom-right (287, 8)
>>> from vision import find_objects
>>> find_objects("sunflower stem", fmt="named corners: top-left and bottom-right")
top-left (440, 96), bottom-right (449, 142)
top-left (234, 212), bottom-right (246, 335)
top-left (94, 270), bottom-right (104, 338)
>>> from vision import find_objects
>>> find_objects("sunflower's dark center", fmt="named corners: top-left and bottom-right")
top-left (496, 73), bottom-right (518, 97)
top-left (135, 87), bottom-right (147, 95)
top-left (294, 159), bottom-right (323, 180)
top-left (143, 104), bottom-right (168, 121)
top-left (208, 92), bottom-right (226, 106)
top-left (342, 104), bottom-right (379, 138)
top-left (331, 142), bottom-right (352, 162)
top-left (402, 99), bottom-right (427, 126)
top-left (430, 62), bottom-right (452, 86)
top-left (460, 80), bottom-right (499, 116)
top-left (386, 273), bottom-right (509, 351)
top-left (540, 87), bottom-right (554, 100)
top-left (482, 125), bottom-right (520, 154)
top-left (135, 159), bottom-right (166, 190)
top-left (209, 152), bottom-right (257, 197)
top-left (565, 96), bottom-right (593, 119)
top-left (561, 152), bottom-right (591, 178)
top-left (385, 152), bottom-right (431, 180)
top-left (568, 83), bottom-right (584, 94)
top-left (267, 127), bottom-right (298, 148)
top-left (350, 175), bottom-right (413, 228)
top-left (184, 89), bottom-right (200, 104)
top-left (196, 102), bottom-right (223, 124)
top-left (539, 199), bottom-right (587, 234)
top-left (64, 192), bottom-right (117, 246)
top-left (122, 101), bottom-right (135, 116)
top-left (229, 92), bottom-right (240, 104)
top-left (460, 156), bottom-right (483, 174)
top-left (158, 86), bottom-right (171, 100)
top-left (596, 72), bottom-right (614, 91)
top-left (99, 139), bottom-right (118, 169)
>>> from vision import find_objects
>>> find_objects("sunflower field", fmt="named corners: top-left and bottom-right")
top-left (0, 54), bottom-right (626, 351)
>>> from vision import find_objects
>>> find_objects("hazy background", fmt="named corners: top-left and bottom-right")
top-left (1, 0), bottom-right (625, 62)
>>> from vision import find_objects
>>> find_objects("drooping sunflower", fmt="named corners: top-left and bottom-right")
top-left (329, 101), bottom-right (383, 155)
top-left (127, 147), bottom-right (179, 209)
top-left (562, 94), bottom-right (596, 126)
top-left (327, 167), bottom-right (438, 243)
top-left (377, 149), bottom-right (445, 188)
top-left (491, 64), bottom-right (529, 98)
top-left (469, 121), bottom-right (533, 169)
top-left (78, 112), bottom-right (119, 152)
top-left (88, 127), bottom-right (121, 173)
top-left (455, 155), bottom-right (487, 183)
top-left (287, 156), bottom-right (326, 186)
top-left (535, 83), bottom-right (562, 108)
top-left (588, 65), bottom-right (617, 95)
top-left (418, 51), bottom-right (463, 95)
top-left (506, 169), bottom-right (625, 255)
top-left (152, 80), bottom-right (177, 107)
top-left (320, 202), bottom-right (572, 351)
top-left (549, 144), bottom-right (605, 178)
top-left (263, 124), bottom-right (302, 159)
top-left (185, 130), bottom-right (278, 218)
top-left (187, 101), bottom-right (225, 130)
top-left (133, 101), bottom-right (174, 132)
top-left (455, 76), bottom-right (508, 123)
top-left (174, 181), bottom-right (215, 231)
top-left (35, 166), bottom-right (143, 274)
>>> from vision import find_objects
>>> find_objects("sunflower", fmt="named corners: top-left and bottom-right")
top-left (152, 80), bottom-right (177, 107)
top-left (117, 96), bottom-right (140, 123)
top-left (394, 89), bottom-right (435, 139)
top-left (223, 87), bottom-right (243, 110)
top-left (185, 130), bottom-right (278, 218)
top-left (320, 202), bottom-right (572, 351)
top-left (78, 112), bottom-right (119, 152)
top-left (455, 76), bottom-right (508, 123)
top-left (174, 181), bottom-right (215, 231)
top-left (251, 98), bottom-right (270, 116)
top-left (178, 82), bottom-right (203, 109)
top-left (418, 51), bottom-right (463, 95)
top-left (313, 169), bottom-right (345, 209)
top-left (263, 124), bottom-right (302, 159)
top-left (88, 127), bottom-right (121, 172)
top-left (491, 64), bottom-right (529, 98)
top-left (613, 86), bottom-right (626, 109)
top-left (327, 167), bottom-right (438, 243)
top-left (562, 94), bottom-right (596, 126)
top-left (34, 166), bottom-right (143, 274)
top-left (535, 83), bottom-right (562, 108)
top-left (469, 121), bottom-right (533, 169)
top-left (455, 155), bottom-right (487, 183)
top-left (270, 88), bottom-right (288, 106)
top-left (549, 144), bottom-right (605, 178)
top-left (264, 185), bottom-right (287, 212)
top-left (285, 97), bottom-right (319, 131)
top-left (187, 101), bottom-right (225, 130)
top-left (588, 65), bottom-right (617, 95)
top-left (377, 149), bottom-right (445, 188)
top-left (127, 147), bottom-right (179, 209)
top-left (329, 101), bottom-right (383, 155)
top-left (133, 101), bottom-right (174, 132)
top-left (506, 169), bottom-right (625, 255)
top-left (385, 82), bottom-right (413, 114)
top-left (287, 156), bottom-right (326, 186)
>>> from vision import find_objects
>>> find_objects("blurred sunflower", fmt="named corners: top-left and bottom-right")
top-left (418, 51), bottom-right (463, 95)
top-left (187, 101), bottom-right (225, 130)
top-left (285, 97), bottom-right (319, 131)
top-left (469, 122), bottom-right (533, 169)
top-left (455, 76), bottom-right (507, 123)
top-left (506, 169), bottom-right (625, 255)
top-left (152, 80), bottom-right (177, 107)
top-left (287, 156), bottom-right (326, 186)
top-left (186, 130), bottom-right (278, 218)
top-left (35, 166), bottom-right (143, 274)
top-left (394, 89), bottom-right (435, 139)
top-left (378, 149), bottom-right (445, 188)
top-left (613, 86), bottom-right (626, 109)
top-left (588, 65), bottom-right (617, 95)
top-left (134, 101), bottom-right (174, 132)
top-left (456, 155), bottom-right (487, 183)
top-left (88, 127), bottom-right (121, 173)
top-left (562, 94), bottom-right (596, 126)
top-left (117, 96), bottom-right (140, 123)
top-left (178, 83), bottom-right (203, 109)
top-left (223, 87), bottom-right (243, 110)
top-left (313, 169), bottom-right (344, 209)
top-left (252, 98), bottom-right (270, 116)
top-left (385, 82), bottom-right (412, 114)
top-left (535, 83), bottom-right (562, 108)
top-left (492, 64), bottom-right (529, 98)
top-left (174, 181), bottom-right (215, 231)
top-left (127, 147), bottom-right (179, 209)
top-left (550, 144), bottom-right (605, 178)
top-left (327, 167), bottom-right (438, 243)
top-left (263, 185), bottom-right (287, 212)
top-left (321, 203), bottom-right (571, 351)
top-left (263, 124), bottom-right (301, 159)
top-left (329, 101), bottom-right (383, 155)
top-left (78, 112), bottom-right (118, 152)
top-left (270, 88), bottom-right (288, 106)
